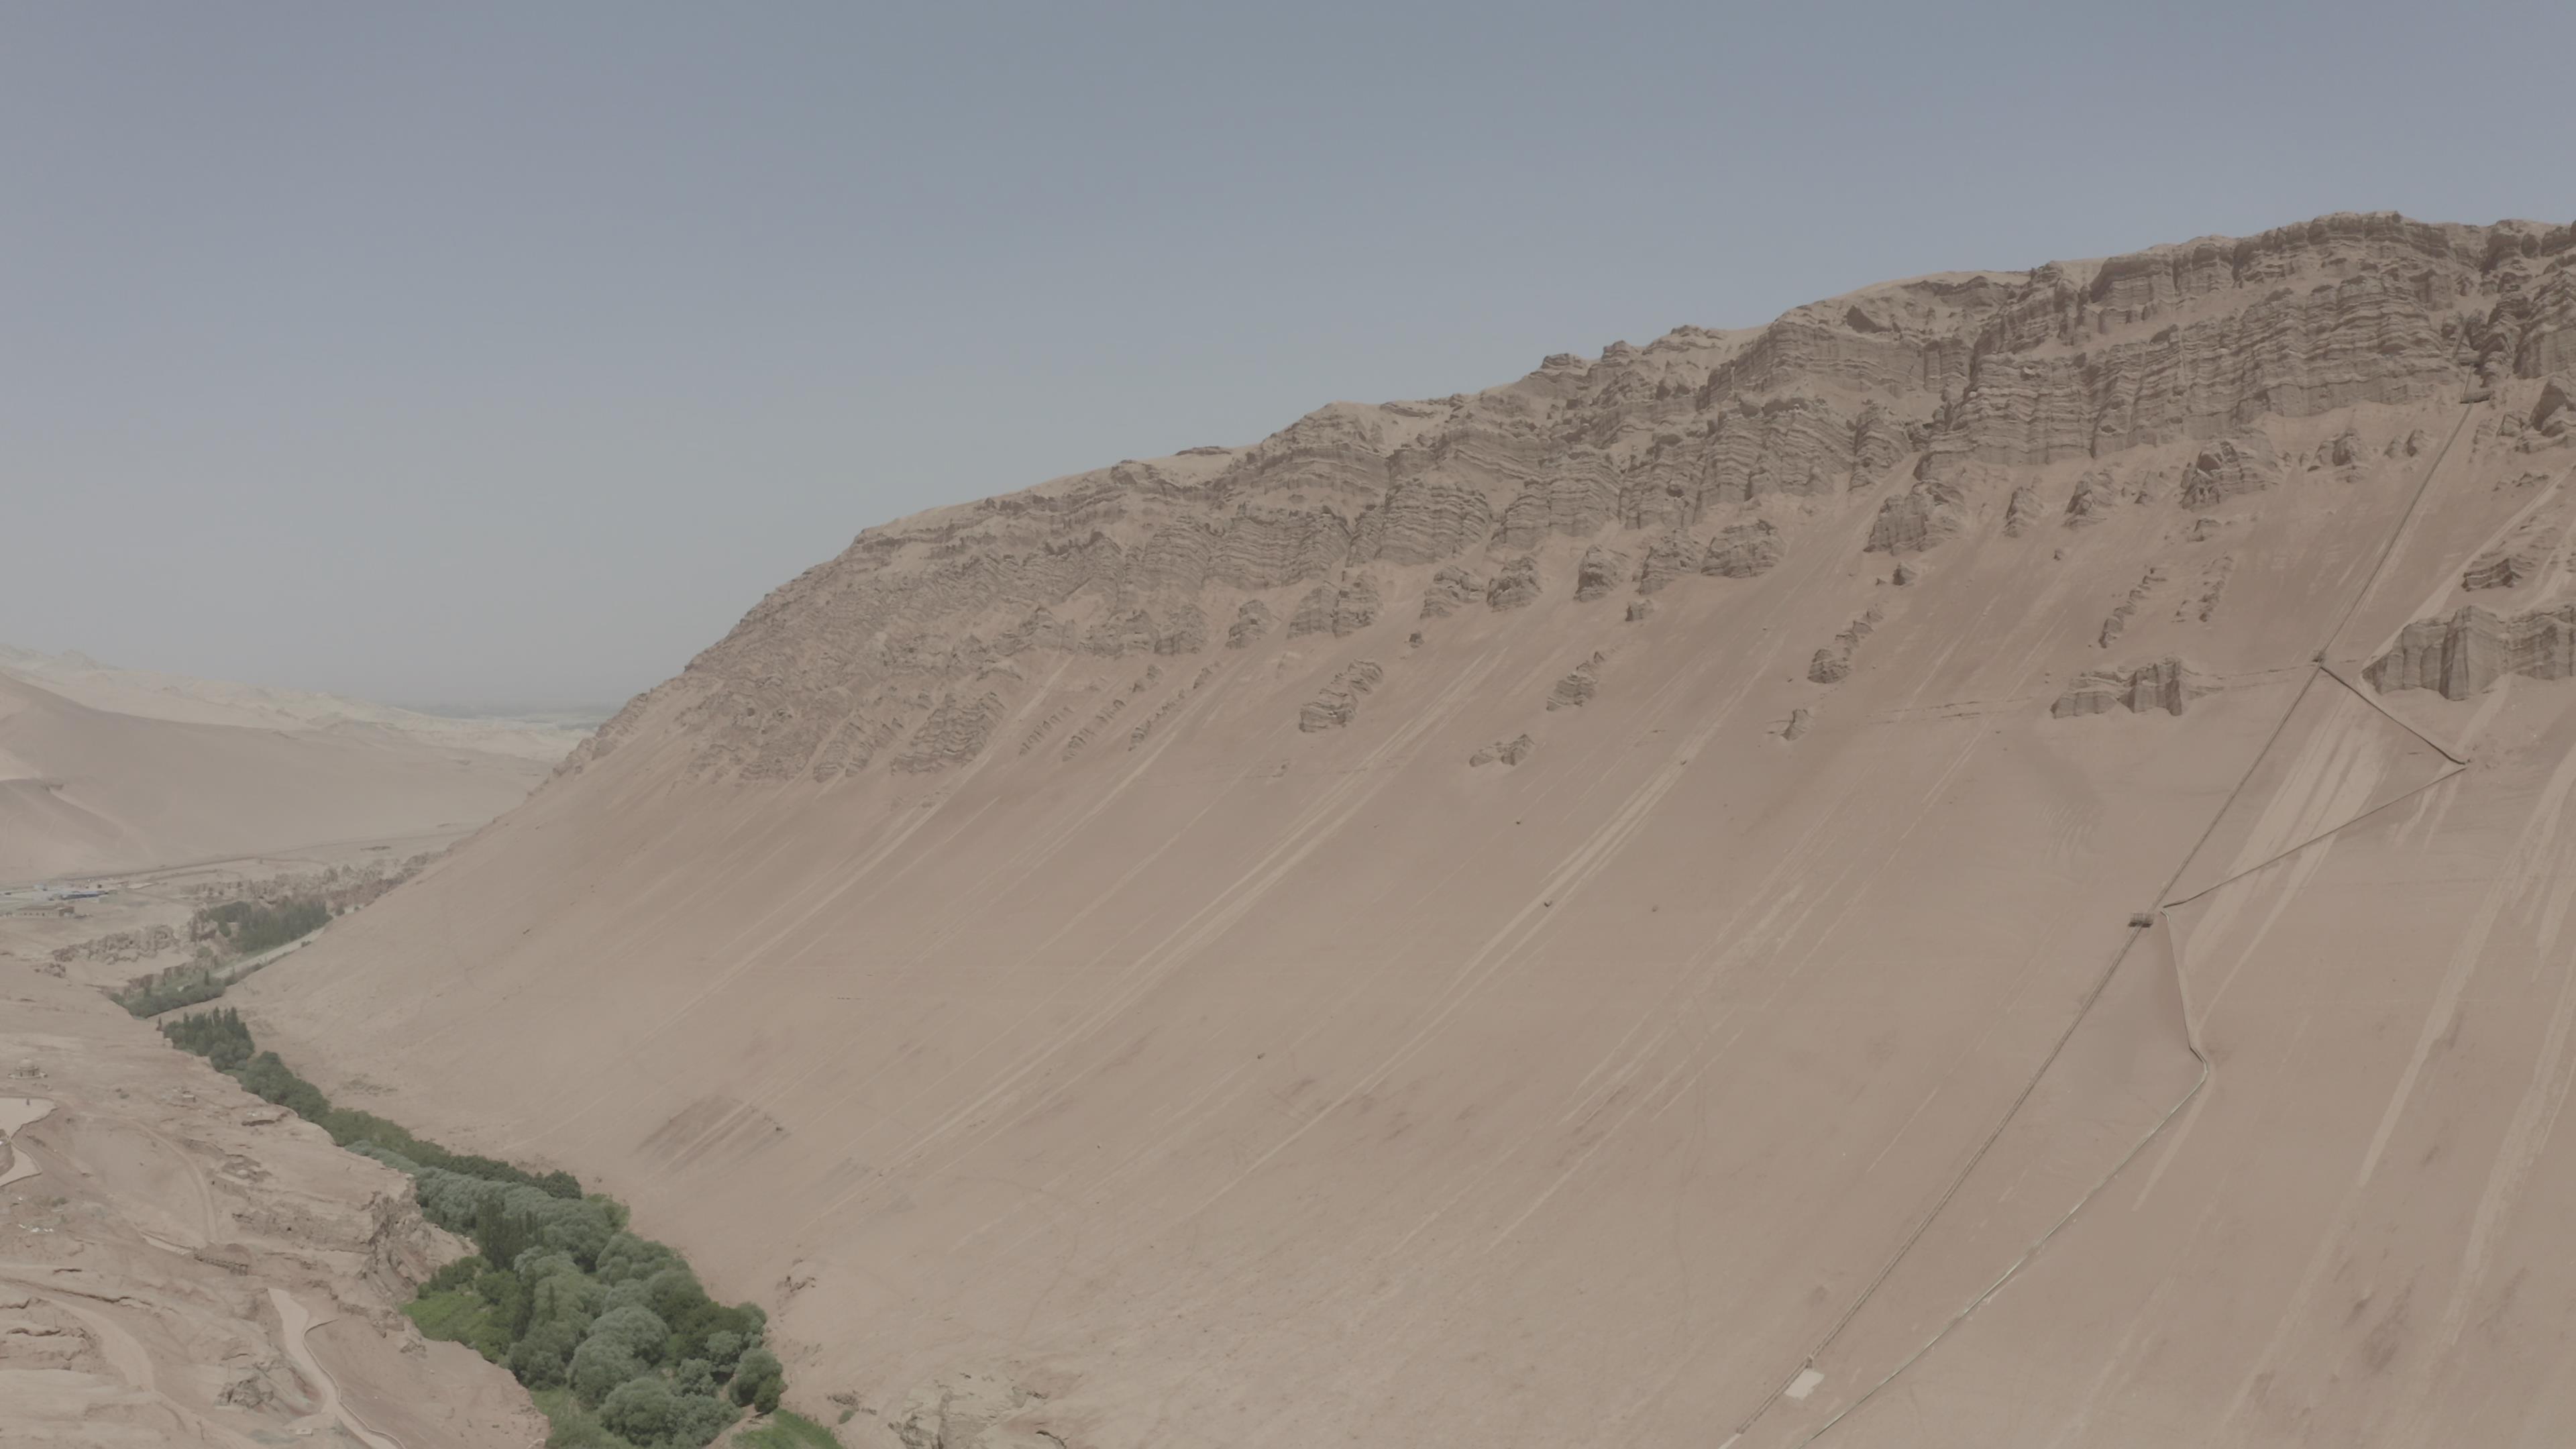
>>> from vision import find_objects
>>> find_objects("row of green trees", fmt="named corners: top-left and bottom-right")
top-left (116, 963), bottom-right (229, 1017)
top-left (164, 1010), bottom-right (580, 1195)
top-left (113, 896), bottom-right (338, 1018)
top-left (195, 895), bottom-right (332, 955)
top-left (160, 1008), bottom-right (789, 1448)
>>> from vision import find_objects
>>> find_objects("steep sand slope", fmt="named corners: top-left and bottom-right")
top-left (248, 213), bottom-right (2576, 1446)
top-left (0, 672), bottom-right (551, 882)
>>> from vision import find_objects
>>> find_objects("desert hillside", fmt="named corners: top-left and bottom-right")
top-left (0, 664), bottom-right (561, 882)
top-left (246, 213), bottom-right (2576, 1447)
top-left (0, 966), bottom-right (545, 1448)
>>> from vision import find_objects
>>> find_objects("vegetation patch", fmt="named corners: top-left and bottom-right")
top-left (195, 895), bottom-right (331, 955)
top-left (110, 894), bottom-right (339, 1017)
top-left (111, 962), bottom-right (229, 1017)
top-left (160, 1007), bottom-right (817, 1448)
top-left (736, 1409), bottom-right (847, 1448)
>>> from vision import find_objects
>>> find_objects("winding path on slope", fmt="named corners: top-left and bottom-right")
top-left (269, 1285), bottom-right (405, 1449)
top-left (0, 1267), bottom-right (272, 1449)
top-left (0, 1095), bottom-right (54, 1189)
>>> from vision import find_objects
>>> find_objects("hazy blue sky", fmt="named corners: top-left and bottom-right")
top-left (5, 2), bottom-right (2569, 710)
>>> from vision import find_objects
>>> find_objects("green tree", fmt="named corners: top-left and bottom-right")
top-left (667, 1391), bottom-right (738, 1447)
top-left (568, 1336), bottom-right (646, 1406)
top-left (507, 1317), bottom-right (582, 1389)
top-left (731, 1346), bottom-right (784, 1411)
top-left (674, 1358), bottom-right (716, 1397)
top-left (587, 1303), bottom-right (670, 1361)
top-left (599, 1375), bottom-right (676, 1443)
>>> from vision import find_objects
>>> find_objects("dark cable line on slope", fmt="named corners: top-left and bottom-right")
top-left (1732, 402), bottom-right (2482, 1446)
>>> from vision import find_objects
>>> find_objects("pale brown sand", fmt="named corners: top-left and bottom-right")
top-left (0, 969), bottom-right (541, 1448)
top-left (240, 213), bottom-right (2576, 1446)
top-left (0, 669), bottom-right (553, 882)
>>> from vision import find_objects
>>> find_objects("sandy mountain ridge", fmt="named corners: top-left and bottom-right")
top-left (0, 649), bottom-right (575, 882)
top-left (245, 211), bottom-right (2576, 1446)
top-left (562, 213), bottom-right (2571, 782)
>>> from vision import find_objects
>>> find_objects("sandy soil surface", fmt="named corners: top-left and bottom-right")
top-left (0, 662), bottom-right (568, 885)
top-left (235, 213), bottom-right (2576, 1446)
top-left (0, 830), bottom-right (477, 998)
top-left (0, 963), bottom-right (545, 1448)
top-left (0, 645), bottom-right (590, 762)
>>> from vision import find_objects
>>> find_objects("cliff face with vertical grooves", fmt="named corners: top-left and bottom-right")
top-left (249, 214), bottom-right (2576, 1449)
top-left (557, 214), bottom-right (2570, 792)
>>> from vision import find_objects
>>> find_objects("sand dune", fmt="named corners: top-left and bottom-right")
top-left (0, 670), bottom-right (555, 882)
top-left (0, 644), bottom-right (590, 761)
top-left (243, 213), bottom-right (2576, 1446)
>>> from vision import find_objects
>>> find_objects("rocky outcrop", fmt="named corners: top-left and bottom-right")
top-left (2004, 484), bottom-right (2041, 537)
top-left (2367, 603), bottom-right (2576, 699)
top-left (1016, 705), bottom-right (1073, 757)
top-left (2180, 437), bottom-right (2281, 509)
top-left (2176, 556), bottom-right (2234, 623)
top-left (2462, 551), bottom-right (2540, 592)
top-left (1061, 689), bottom-right (1137, 761)
top-left (2533, 378), bottom-right (2572, 441)
top-left (1809, 607), bottom-right (1884, 684)
top-left (1867, 478), bottom-right (1962, 554)
top-left (1497, 455), bottom-right (1621, 548)
top-left (1287, 585), bottom-right (1337, 639)
top-left (607, 213), bottom-right (2549, 784)
top-left (1575, 546), bottom-right (1628, 601)
top-left (1547, 654), bottom-right (1605, 710)
top-left (1419, 566), bottom-right (1483, 619)
top-left (1284, 576), bottom-right (1378, 639)
top-left (1702, 395), bottom-right (1894, 503)
top-left (812, 691), bottom-right (919, 782)
top-left (1299, 659), bottom-right (1385, 731)
top-left (1635, 531), bottom-right (1699, 595)
top-left (892, 691), bottom-right (1006, 771)
top-left (996, 607), bottom-right (1077, 656)
top-left (2462, 507), bottom-right (2565, 591)
top-left (1128, 665), bottom-right (1218, 748)
top-left (1352, 480), bottom-right (1495, 564)
top-left (1157, 604), bottom-right (1208, 655)
top-left (2052, 657), bottom-right (2210, 717)
top-left (1957, 228), bottom-right (2463, 465)
top-left (2064, 469), bottom-right (2120, 527)
top-left (1702, 519), bottom-right (1782, 578)
top-left (2100, 566), bottom-right (2169, 647)
top-left (1332, 574), bottom-right (1381, 635)
top-left (1083, 610), bottom-right (1162, 658)
top-left (1227, 598), bottom-right (1275, 649)
top-left (1487, 556), bottom-right (1543, 610)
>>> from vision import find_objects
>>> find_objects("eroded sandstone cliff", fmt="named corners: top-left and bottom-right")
top-left (248, 213), bottom-right (2576, 1449)
top-left (561, 214), bottom-right (2571, 792)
